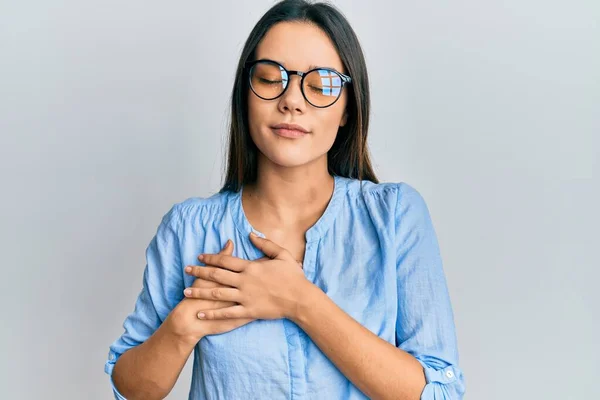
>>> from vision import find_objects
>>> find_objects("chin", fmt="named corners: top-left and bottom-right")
top-left (251, 130), bottom-right (329, 168)
top-left (262, 150), bottom-right (313, 168)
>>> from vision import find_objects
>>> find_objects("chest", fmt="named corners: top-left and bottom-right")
top-left (196, 232), bottom-right (399, 395)
top-left (263, 230), bottom-right (307, 266)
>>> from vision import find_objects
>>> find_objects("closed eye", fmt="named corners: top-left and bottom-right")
top-left (259, 78), bottom-right (283, 84)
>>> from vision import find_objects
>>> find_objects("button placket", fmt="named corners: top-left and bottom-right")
top-left (301, 240), bottom-right (317, 282)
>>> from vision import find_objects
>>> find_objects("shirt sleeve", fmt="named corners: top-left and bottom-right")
top-left (104, 203), bottom-right (184, 399)
top-left (394, 183), bottom-right (466, 399)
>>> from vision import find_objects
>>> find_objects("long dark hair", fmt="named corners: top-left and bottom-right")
top-left (220, 0), bottom-right (378, 193)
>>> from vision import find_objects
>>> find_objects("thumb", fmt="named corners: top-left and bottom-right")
top-left (249, 232), bottom-right (290, 260)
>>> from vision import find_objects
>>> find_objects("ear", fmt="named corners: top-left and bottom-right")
top-left (339, 111), bottom-right (348, 127)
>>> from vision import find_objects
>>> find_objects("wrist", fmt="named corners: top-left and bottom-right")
top-left (162, 308), bottom-right (202, 348)
top-left (157, 322), bottom-right (198, 354)
top-left (287, 281), bottom-right (322, 323)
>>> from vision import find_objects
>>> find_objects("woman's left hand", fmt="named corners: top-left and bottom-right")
top-left (183, 232), bottom-right (310, 321)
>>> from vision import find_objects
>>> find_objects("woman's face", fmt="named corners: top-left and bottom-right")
top-left (247, 21), bottom-right (348, 169)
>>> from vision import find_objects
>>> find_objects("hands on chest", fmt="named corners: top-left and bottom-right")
top-left (167, 233), bottom-right (312, 343)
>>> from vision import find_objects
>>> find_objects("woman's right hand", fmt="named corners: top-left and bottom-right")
top-left (164, 240), bottom-right (255, 346)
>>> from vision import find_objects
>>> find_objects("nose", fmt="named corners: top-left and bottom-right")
top-left (277, 75), bottom-right (306, 114)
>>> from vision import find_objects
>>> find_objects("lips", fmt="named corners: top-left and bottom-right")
top-left (271, 123), bottom-right (310, 138)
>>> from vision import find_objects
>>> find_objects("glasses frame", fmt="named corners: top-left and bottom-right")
top-left (245, 59), bottom-right (352, 108)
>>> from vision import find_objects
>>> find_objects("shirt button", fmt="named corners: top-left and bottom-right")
top-left (445, 370), bottom-right (454, 379)
top-left (109, 353), bottom-right (115, 361)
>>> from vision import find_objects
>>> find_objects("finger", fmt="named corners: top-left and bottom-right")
top-left (249, 232), bottom-right (292, 260)
top-left (191, 277), bottom-right (220, 289)
top-left (197, 239), bottom-right (234, 262)
top-left (189, 240), bottom-right (235, 288)
top-left (185, 266), bottom-right (241, 287)
top-left (197, 305), bottom-right (247, 320)
top-left (221, 239), bottom-right (234, 256)
top-left (198, 254), bottom-right (247, 272)
top-left (183, 286), bottom-right (242, 303)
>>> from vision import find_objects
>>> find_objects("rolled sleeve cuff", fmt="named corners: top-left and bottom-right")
top-left (105, 350), bottom-right (128, 400)
top-left (418, 360), bottom-right (466, 400)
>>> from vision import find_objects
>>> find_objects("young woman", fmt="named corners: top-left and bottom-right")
top-left (105, 1), bottom-right (465, 399)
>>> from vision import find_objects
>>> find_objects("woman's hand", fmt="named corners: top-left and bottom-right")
top-left (164, 240), bottom-right (255, 345)
top-left (182, 233), bottom-right (310, 321)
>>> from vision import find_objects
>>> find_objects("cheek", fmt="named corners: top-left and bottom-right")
top-left (247, 94), bottom-right (274, 131)
top-left (320, 100), bottom-right (347, 134)
top-left (247, 96), bottom-right (265, 141)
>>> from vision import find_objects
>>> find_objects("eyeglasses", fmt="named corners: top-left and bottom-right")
top-left (245, 59), bottom-right (352, 108)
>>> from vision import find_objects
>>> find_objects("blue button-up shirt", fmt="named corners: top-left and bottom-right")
top-left (105, 176), bottom-right (465, 399)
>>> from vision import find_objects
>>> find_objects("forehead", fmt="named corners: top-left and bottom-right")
top-left (254, 21), bottom-right (345, 73)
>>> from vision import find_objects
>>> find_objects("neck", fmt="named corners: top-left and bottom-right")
top-left (242, 154), bottom-right (335, 229)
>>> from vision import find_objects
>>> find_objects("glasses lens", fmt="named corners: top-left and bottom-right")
top-left (303, 69), bottom-right (343, 107)
top-left (249, 62), bottom-right (288, 100)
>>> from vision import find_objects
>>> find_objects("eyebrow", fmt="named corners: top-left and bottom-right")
top-left (262, 58), bottom-right (334, 72)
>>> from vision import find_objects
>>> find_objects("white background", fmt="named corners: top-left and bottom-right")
top-left (1, 1), bottom-right (598, 398)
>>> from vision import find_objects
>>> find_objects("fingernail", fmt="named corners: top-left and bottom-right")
top-left (185, 266), bottom-right (192, 273)
top-left (250, 232), bottom-right (257, 238)
top-left (198, 255), bottom-right (204, 261)
top-left (184, 289), bottom-right (192, 296)
top-left (223, 239), bottom-right (231, 250)
top-left (197, 312), bottom-right (206, 319)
